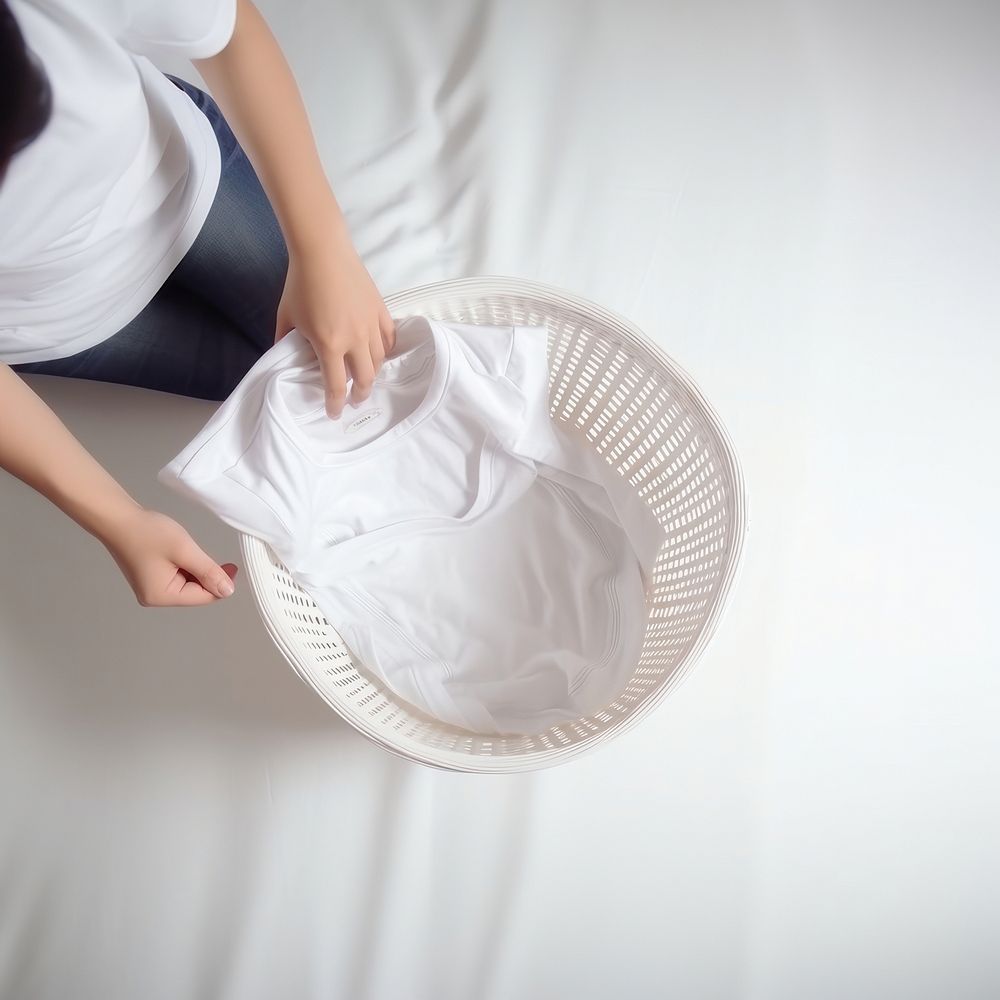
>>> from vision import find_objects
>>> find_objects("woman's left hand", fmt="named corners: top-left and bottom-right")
top-left (274, 235), bottom-right (396, 420)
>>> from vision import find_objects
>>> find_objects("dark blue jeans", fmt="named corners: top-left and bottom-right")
top-left (11, 74), bottom-right (289, 401)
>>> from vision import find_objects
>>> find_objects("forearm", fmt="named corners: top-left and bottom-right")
top-left (193, 0), bottom-right (351, 258)
top-left (0, 363), bottom-right (142, 544)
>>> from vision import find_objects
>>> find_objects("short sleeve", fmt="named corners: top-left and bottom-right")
top-left (156, 331), bottom-right (311, 558)
top-left (156, 377), bottom-right (292, 545)
top-left (504, 323), bottom-right (562, 462)
top-left (438, 318), bottom-right (517, 378)
top-left (505, 322), bottom-right (664, 593)
top-left (117, 0), bottom-right (238, 60)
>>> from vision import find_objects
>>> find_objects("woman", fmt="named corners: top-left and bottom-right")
top-left (0, 0), bottom-right (397, 608)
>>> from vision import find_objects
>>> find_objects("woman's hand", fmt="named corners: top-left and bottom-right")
top-left (103, 506), bottom-right (238, 608)
top-left (274, 236), bottom-right (396, 420)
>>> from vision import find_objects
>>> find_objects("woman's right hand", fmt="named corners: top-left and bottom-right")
top-left (1, 363), bottom-right (236, 609)
top-left (102, 506), bottom-right (238, 608)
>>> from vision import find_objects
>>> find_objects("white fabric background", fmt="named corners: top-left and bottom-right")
top-left (1, 1), bottom-right (997, 997)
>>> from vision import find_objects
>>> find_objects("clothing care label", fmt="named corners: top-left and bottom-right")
top-left (158, 314), bottom-right (664, 736)
top-left (346, 408), bottom-right (384, 434)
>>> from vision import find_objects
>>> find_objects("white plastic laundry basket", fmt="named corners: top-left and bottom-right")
top-left (240, 276), bottom-right (748, 772)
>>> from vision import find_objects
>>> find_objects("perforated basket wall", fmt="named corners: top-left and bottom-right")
top-left (240, 276), bottom-right (748, 772)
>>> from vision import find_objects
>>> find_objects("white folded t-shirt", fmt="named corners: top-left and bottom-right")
top-left (159, 316), bottom-right (664, 735)
top-left (0, 0), bottom-right (237, 364)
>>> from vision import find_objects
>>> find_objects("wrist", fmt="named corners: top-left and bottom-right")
top-left (53, 477), bottom-right (144, 549)
top-left (284, 194), bottom-right (355, 259)
top-left (93, 495), bottom-right (146, 551)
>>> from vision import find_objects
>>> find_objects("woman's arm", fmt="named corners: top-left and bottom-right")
top-left (193, 0), bottom-right (396, 420)
top-left (194, 0), bottom-right (345, 263)
top-left (0, 362), bottom-right (238, 606)
top-left (0, 362), bottom-right (140, 542)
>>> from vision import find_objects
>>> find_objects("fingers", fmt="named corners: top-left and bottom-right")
top-left (380, 310), bottom-right (397, 356)
top-left (370, 325), bottom-right (386, 370)
top-left (346, 343), bottom-right (376, 408)
top-left (306, 309), bottom-right (396, 420)
top-left (178, 543), bottom-right (238, 601)
top-left (315, 331), bottom-right (384, 418)
top-left (315, 344), bottom-right (349, 419)
top-left (171, 566), bottom-right (238, 607)
top-left (170, 575), bottom-right (226, 607)
top-left (140, 564), bottom-right (236, 608)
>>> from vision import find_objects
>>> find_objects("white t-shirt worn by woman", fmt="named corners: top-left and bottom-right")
top-left (0, 0), bottom-right (238, 365)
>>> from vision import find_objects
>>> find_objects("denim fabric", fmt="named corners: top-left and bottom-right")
top-left (10, 74), bottom-right (289, 401)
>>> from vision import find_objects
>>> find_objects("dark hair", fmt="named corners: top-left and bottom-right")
top-left (1, 1), bottom-right (53, 181)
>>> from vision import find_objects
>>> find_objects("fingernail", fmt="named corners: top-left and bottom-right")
top-left (218, 578), bottom-right (235, 597)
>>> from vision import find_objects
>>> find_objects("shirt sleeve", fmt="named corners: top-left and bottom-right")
top-left (503, 323), bottom-right (563, 461)
top-left (504, 323), bottom-right (665, 593)
top-left (156, 333), bottom-right (307, 560)
top-left (156, 379), bottom-right (290, 544)
top-left (114, 0), bottom-right (238, 60)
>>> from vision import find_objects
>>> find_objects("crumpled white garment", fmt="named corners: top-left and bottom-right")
top-left (159, 314), bottom-right (663, 734)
